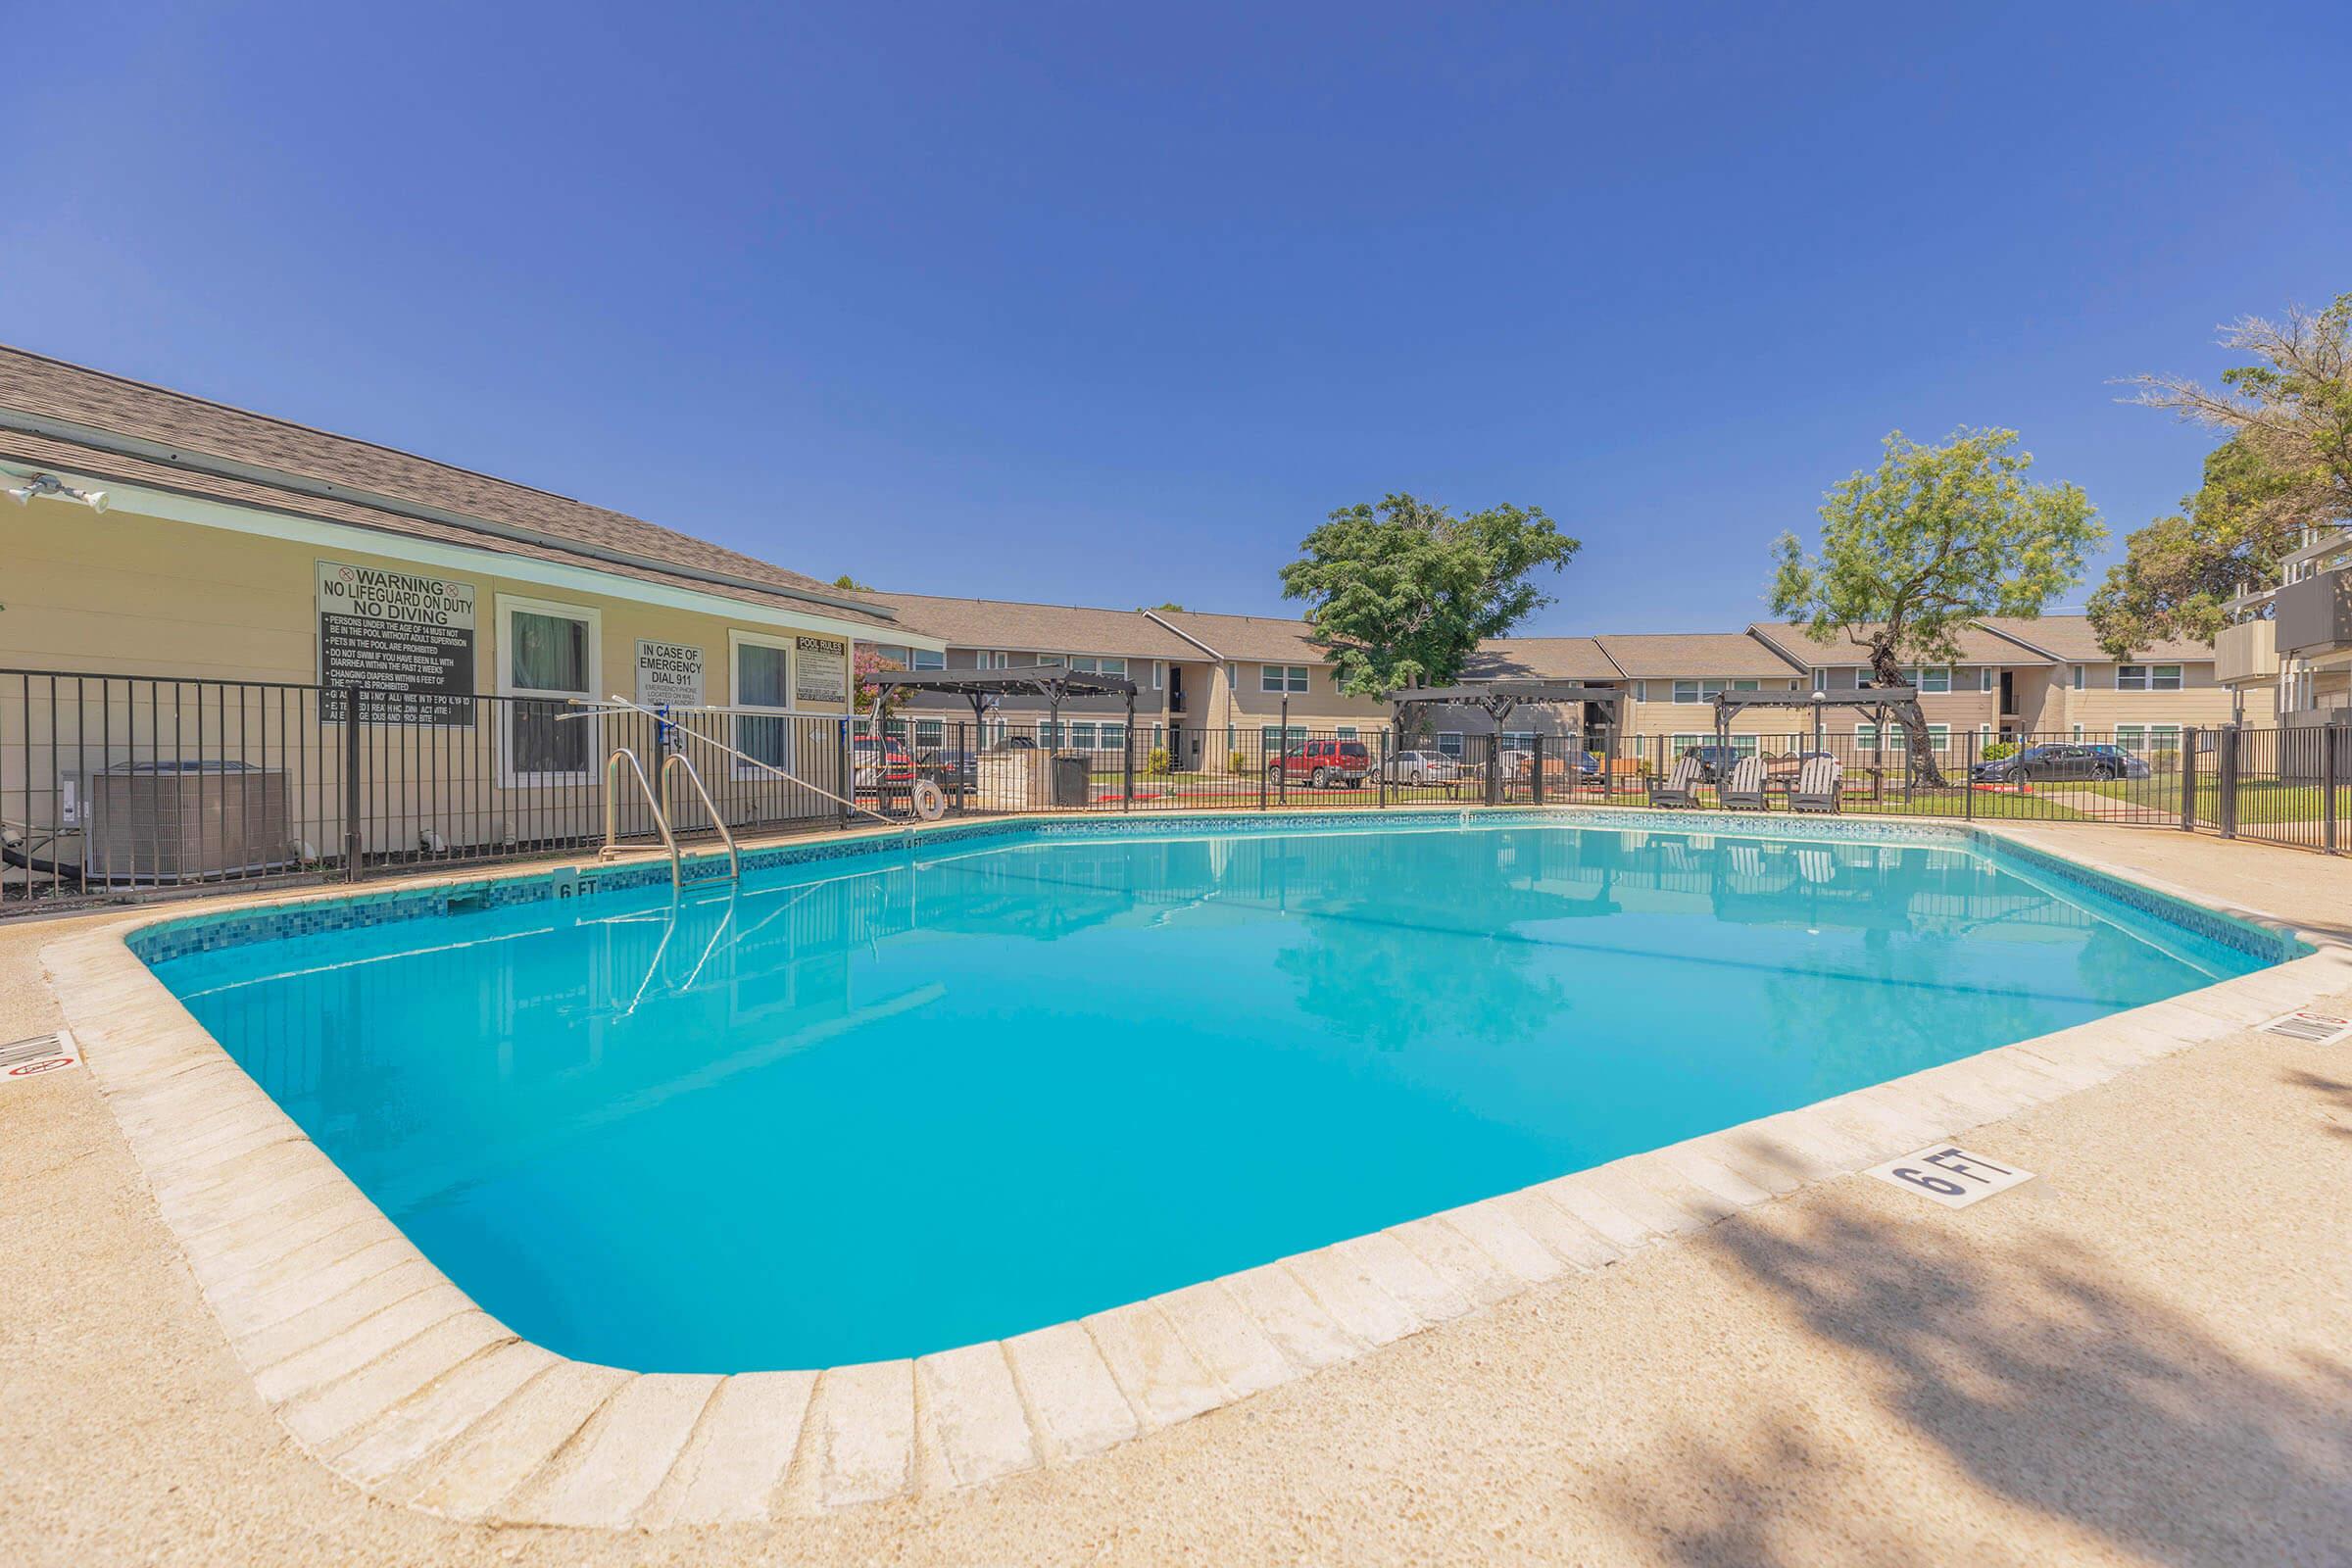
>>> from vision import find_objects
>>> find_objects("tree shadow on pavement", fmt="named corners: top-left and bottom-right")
top-left (1591, 1136), bottom-right (2352, 1566)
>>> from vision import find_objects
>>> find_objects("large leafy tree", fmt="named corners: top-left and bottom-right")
top-left (2091, 293), bottom-right (2352, 656)
top-left (1280, 494), bottom-right (1579, 698)
top-left (1770, 429), bottom-right (2103, 786)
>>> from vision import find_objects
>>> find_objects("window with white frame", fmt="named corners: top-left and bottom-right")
top-left (1671, 732), bottom-right (1759, 758)
top-left (730, 632), bottom-right (795, 772)
top-left (1671, 678), bottom-right (1761, 703)
top-left (2116, 723), bottom-right (2181, 754)
top-left (1069, 656), bottom-right (1127, 678)
top-left (2115, 663), bottom-right (2182, 692)
top-left (1901, 666), bottom-right (1953, 694)
top-left (1260, 663), bottom-right (1310, 694)
top-left (1854, 722), bottom-right (1949, 755)
top-left (499, 597), bottom-right (599, 781)
top-left (1979, 667), bottom-right (1995, 693)
top-left (1034, 653), bottom-right (1065, 667)
top-left (1435, 731), bottom-right (1464, 759)
top-left (1336, 725), bottom-right (1359, 741)
top-left (1152, 661), bottom-right (1164, 689)
top-left (913, 718), bottom-right (944, 748)
top-left (1501, 730), bottom-right (1536, 750)
top-left (868, 642), bottom-right (945, 672)
top-left (1260, 724), bottom-right (1307, 751)
top-left (2071, 665), bottom-right (2085, 690)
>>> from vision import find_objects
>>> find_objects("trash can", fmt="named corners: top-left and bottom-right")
top-left (1050, 753), bottom-right (1091, 808)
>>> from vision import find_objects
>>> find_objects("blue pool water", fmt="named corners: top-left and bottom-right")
top-left (147, 818), bottom-right (2275, 1371)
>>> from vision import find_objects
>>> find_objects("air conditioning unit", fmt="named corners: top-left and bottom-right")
top-left (80, 760), bottom-right (298, 885)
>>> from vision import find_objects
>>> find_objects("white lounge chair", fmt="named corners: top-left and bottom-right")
top-left (1790, 755), bottom-right (1842, 813)
top-left (1719, 753), bottom-right (1767, 810)
top-left (1648, 754), bottom-right (1702, 808)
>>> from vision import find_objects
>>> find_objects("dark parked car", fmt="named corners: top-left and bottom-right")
top-left (1970, 743), bottom-right (2151, 784)
top-left (1680, 744), bottom-right (1747, 784)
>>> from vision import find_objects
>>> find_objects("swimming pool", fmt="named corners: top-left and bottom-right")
top-left (141, 812), bottom-right (2284, 1373)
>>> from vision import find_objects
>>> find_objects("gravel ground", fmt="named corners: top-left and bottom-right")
top-left (3, 825), bottom-right (2348, 1567)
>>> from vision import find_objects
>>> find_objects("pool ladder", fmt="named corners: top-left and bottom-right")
top-left (602, 747), bottom-right (740, 891)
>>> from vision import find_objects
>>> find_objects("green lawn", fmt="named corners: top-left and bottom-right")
top-left (2082, 779), bottom-right (2352, 826)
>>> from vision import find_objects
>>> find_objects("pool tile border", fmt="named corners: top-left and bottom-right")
top-left (41, 808), bottom-right (2352, 1528)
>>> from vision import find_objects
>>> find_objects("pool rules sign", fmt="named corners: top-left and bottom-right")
top-left (316, 561), bottom-right (476, 725)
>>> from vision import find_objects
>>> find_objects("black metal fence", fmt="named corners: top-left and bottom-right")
top-left (5, 668), bottom-right (2345, 914)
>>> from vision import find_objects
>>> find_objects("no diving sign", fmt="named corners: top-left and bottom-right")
top-left (1865, 1145), bottom-right (2034, 1209)
top-left (0, 1030), bottom-right (80, 1083)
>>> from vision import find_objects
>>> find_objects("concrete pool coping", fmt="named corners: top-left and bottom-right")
top-left (37, 807), bottom-right (2352, 1528)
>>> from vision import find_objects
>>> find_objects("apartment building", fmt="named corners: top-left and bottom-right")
top-left (2216, 521), bottom-right (2352, 727)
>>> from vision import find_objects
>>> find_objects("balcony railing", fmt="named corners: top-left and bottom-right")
top-left (2215, 619), bottom-right (2280, 685)
top-left (2276, 564), bottom-right (2352, 658)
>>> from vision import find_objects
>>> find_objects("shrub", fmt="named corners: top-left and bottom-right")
top-left (1228, 748), bottom-right (1248, 773)
top-left (1982, 741), bottom-right (2018, 761)
top-left (1143, 746), bottom-right (1171, 777)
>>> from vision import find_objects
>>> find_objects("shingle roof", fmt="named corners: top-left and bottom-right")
top-left (868, 593), bottom-right (1202, 660)
top-left (0, 345), bottom-right (901, 629)
top-left (1974, 615), bottom-right (2215, 663)
top-left (1461, 637), bottom-right (1620, 681)
top-left (1747, 620), bottom-right (2039, 667)
top-left (1592, 632), bottom-right (1802, 679)
top-left (1149, 609), bottom-right (1330, 663)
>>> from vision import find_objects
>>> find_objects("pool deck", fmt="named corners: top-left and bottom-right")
top-left (3, 816), bottom-right (2349, 1566)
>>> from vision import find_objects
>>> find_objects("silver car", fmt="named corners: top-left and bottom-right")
top-left (1379, 749), bottom-right (1461, 784)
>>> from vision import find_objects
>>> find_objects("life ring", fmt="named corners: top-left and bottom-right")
top-left (909, 779), bottom-right (948, 821)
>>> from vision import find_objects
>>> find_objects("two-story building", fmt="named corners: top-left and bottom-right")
top-left (2217, 522), bottom-right (2352, 727)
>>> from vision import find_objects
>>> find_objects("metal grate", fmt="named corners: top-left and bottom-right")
top-left (2257, 1010), bottom-right (2352, 1046)
top-left (0, 1030), bottom-right (78, 1079)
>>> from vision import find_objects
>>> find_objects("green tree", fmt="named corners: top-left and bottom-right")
top-left (2092, 293), bottom-right (2352, 656)
top-left (1770, 429), bottom-right (2103, 787)
top-left (1279, 494), bottom-right (1579, 697)
top-left (1142, 601), bottom-right (1186, 612)
top-left (832, 573), bottom-right (874, 592)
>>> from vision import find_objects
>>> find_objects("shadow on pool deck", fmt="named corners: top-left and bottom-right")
top-left (1595, 1104), bottom-right (2352, 1568)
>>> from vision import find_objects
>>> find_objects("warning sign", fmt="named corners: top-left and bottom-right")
top-left (635, 640), bottom-right (705, 709)
top-left (796, 636), bottom-right (848, 705)
top-left (316, 561), bottom-right (476, 726)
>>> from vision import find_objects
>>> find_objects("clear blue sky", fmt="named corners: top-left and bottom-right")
top-left (5, 2), bottom-right (2347, 633)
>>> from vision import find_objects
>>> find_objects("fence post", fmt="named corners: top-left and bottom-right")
top-left (2325, 724), bottom-right (2340, 856)
top-left (1485, 732), bottom-right (1501, 808)
top-left (2180, 726), bottom-right (2198, 832)
top-left (2217, 724), bottom-right (2239, 840)
top-left (1257, 732), bottom-right (1268, 811)
top-left (837, 716), bottom-right (853, 829)
top-left (1379, 729), bottom-right (1390, 808)
top-left (1532, 733), bottom-right (1545, 806)
top-left (1121, 717), bottom-right (1134, 814)
top-left (341, 686), bottom-right (363, 882)
top-left (1963, 730), bottom-right (1974, 820)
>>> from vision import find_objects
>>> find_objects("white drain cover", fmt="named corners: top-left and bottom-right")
top-left (2258, 1010), bottom-right (2352, 1046)
top-left (0, 1029), bottom-right (80, 1081)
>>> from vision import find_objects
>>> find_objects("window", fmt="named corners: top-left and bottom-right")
top-left (2072, 665), bottom-right (2085, 691)
top-left (1501, 730), bottom-right (1536, 750)
top-left (2116, 663), bottom-right (2183, 692)
top-left (1336, 726), bottom-right (1359, 741)
top-left (1152, 661), bottom-right (1164, 690)
top-left (989, 651), bottom-right (1011, 669)
top-left (1979, 667), bottom-right (1995, 693)
top-left (1070, 656), bottom-right (1127, 679)
top-left (1897, 666), bottom-right (1953, 694)
top-left (1435, 731), bottom-right (1464, 759)
top-left (2073, 724), bottom-right (2085, 742)
top-left (1260, 663), bottom-right (1309, 694)
top-left (913, 718), bottom-right (944, 748)
top-left (866, 643), bottom-right (945, 672)
top-left (1260, 725), bottom-right (1306, 750)
top-left (1671, 678), bottom-right (1761, 704)
top-left (2116, 723), bottom-right (2180, 753)
top-left (730, 632), bottom-right (795, 773)
top-left (1670, 732), bottom-right (1759, 758)
top-left (1854, 723), bottom-right (1949, 755)
top-left (499, 597), bottom-right (599, 782)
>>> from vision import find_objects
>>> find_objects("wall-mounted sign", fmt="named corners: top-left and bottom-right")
top-left (635, 639), bottom-right (705, 709)
top-left (316, 561), bottom-right (475, 725)
top-left (796, 636), bottom-right (848, 705)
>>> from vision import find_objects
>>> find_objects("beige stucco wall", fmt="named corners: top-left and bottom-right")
top-left (0, 494), bottom-right (869, 859)
top-left (2059, 661), bottom-right (2235, 732)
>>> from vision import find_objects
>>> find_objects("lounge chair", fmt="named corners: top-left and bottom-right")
top-left (1790, 755), bottom-right (1843, 813)
top-left (1648, 754), bottom-right (1701, 808)
top-left (1719, 753), bottom-right (1768, 810)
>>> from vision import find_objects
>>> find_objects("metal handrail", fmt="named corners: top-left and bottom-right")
top-left (602, 747), bottom-right (682, 889)
top-left (660, 751), bottom-right (740, 883)
top-left (571, 695), bottom-right (898, 826)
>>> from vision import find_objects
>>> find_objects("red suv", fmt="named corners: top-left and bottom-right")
top-left (1267, 738), bottom-right (1372, 788)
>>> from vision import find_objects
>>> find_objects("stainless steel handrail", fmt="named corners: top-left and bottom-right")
top-left (602, 747), bottom-right (682, 889)
top-left (660, 750), bottom-right (740, 883)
